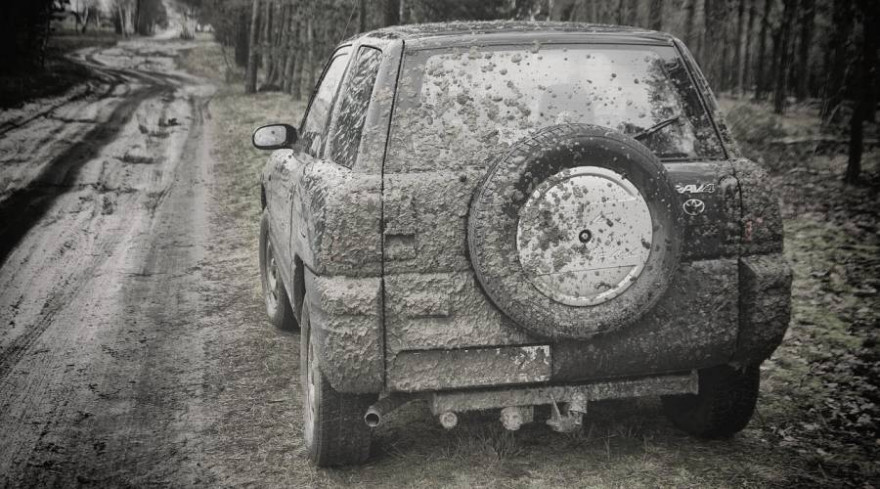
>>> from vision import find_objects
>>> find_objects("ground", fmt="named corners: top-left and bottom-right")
top-left (0, 33), bottom-right (878, 488)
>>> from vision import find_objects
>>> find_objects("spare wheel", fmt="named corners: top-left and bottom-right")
top-left (468, 123), bottom-right (682, 340)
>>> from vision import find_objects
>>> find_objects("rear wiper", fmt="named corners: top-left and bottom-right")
top-left (634, 115), bottom-right (682, 140)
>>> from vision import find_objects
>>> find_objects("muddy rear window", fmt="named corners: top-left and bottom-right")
top-left (387, 44), bottom-right (724, 172)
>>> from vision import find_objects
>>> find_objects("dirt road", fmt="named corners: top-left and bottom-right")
top-left (0, 37), bottom-right (230, 487)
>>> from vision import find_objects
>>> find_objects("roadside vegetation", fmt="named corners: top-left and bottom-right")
top-left (182, 40), bottom-right (880, 487)
top-left (0, 30), bottom-right (119, 108)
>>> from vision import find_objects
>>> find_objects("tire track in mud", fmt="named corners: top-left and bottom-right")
top-left (1, 95), bottom-right (215, 488)
top-left (0, 39), bottom-right (218, 487)
top-left (0, 81), bottom-right (170, 270)
top-left (0, 41), bottom-right (207, 387)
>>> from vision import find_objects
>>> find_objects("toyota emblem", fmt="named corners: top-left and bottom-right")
top-left (682, 198), bottom-right (706, 216)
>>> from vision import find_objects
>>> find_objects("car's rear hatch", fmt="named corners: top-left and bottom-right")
top-left (381, 41), bottom-right (742, 391)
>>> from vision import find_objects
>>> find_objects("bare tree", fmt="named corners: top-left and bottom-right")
top-left (821, 0), bottom-right (854, 122)
top-left (754, 0), bottom-right (772, 99)
top-left (71, 0), bottom-right (99, 33)
top-left (626, 0), bottom-right (637, 25)
top-left (742, 0), bottom-right (757, 92)
top-left (734, 0), bottom-right (746, 94)
top-left (649, 0), bottom-right (662, 30)
top-left (386, 0), bottom-right (400, 25)
top-left (704, 0), bottom-right (728, 88)
top-left (795, 0), bottom-right (814, 100)
top-left (846, 0), bottom-right (880, 184)
top-left (684, 0), bottom-right (697, 58)
top-left (245, 0), bottom-right (261, 93)
top-left (773, 0), bottom-right (795, 114)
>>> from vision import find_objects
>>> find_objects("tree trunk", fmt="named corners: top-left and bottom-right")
top-left (820, 0), bottom-right (854, 122)
top-left (114, 6), bottom-right (123, 34)
top-left (684, 0), bottom-right (697, 58)
top-left (283, 16), bottom-right (299, 94)
top-left (305, 15), bottom-right (315, 98)
top-left (134, 0), bottom-right (142, 35)
top-left (720, 15), bottom-right (731, 91)
top-left (704, 0), bottom-right (727, 89)
top-left (245, 0), bottom-right (261, 94)
top-left (754, 0), bottom-right (772, 99)
top-left (235, 12), bottom-right (249, 67)
top-left (769, 27), bottom-right (781, 100)
top-left (260, 0), bottom-right (273, 88)
top-left (386, 0), bottom-right (400, 25)
top-left (359, 0), bottom-right (367, 32)
top-left (795, 0), bottom-right (814, 100)
top-left (743, 0), bottom-right (756, 93)
top-left (649, 0), bottom-right (662, 30)
top-left (859, 0), bottom-right (878, 124)
top-left (773, 0), bottom-right (795, 114)
top-left (626, 0), bottom-right (637, 25)
top-left (734, 0), bottom-right (746, 94)
top-left (291, 18), bottom-right (304, 99)
top-left (266, 1), bottom-right (289, 90)
top-left (846, 0), bottom-right (879, 183)
top-left (601, 0), bottom-right (612, 23)
top-left (846, 104), bottom-right (864, 184)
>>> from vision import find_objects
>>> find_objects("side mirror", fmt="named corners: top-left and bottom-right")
top-left (252, 124), bottom-right (298, 150)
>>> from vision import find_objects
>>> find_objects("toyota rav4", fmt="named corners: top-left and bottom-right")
top-left (251, 22), bottom-right (792, 467)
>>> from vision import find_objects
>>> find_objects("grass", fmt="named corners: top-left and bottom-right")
top-left (180, 43), bottom-right (880, 487)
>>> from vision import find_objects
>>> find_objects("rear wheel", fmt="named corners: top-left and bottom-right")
top-left (661, 364), bottom-right (761, 438)
top-left (300, 302), bottom-right (374, 466)
top-left (259, 210), bottom-right (296, 331)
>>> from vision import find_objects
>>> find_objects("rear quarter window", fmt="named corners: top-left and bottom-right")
top-left (299, 48), bottom-right (351, 156)
top-left (327, 46), bottom-right (383, 168)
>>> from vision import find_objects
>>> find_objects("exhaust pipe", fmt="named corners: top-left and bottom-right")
top-left (364, 395), bottom-right (412, 428)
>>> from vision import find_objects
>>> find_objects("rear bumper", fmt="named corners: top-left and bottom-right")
top-left (430, 371), bottom-right (698, 414)
top-left (307, 254), bottom-right (791, 395)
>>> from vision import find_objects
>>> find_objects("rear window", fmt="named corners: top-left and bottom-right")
top-left (388, 44), bottom-right (724, 172)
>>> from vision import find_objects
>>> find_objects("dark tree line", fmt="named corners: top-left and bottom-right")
top-left (197, 0), bottom-right (508, 97)
top-left (0, 0), bottom-right (68, 74)
top-left (0, 0), bottom-right (173, 75)
top-left (203, 0), bottom-right (877, 117)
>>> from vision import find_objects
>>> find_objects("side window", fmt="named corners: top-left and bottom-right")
top-left (327, 47), bottom-right (382, 168)
top-left (300, 49), bottom-right (351, 156)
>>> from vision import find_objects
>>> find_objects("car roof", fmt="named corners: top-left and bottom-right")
top-left (355, 21), bottom-right (677, 49)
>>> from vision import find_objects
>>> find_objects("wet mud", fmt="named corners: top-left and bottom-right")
top-left (0, 35), bottom-right (220, 487)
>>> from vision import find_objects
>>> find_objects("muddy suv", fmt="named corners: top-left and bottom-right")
top-left (252, 22), bottom-right (792, 467)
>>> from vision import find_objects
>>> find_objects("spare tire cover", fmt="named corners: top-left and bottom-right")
top-left (468, 123), bottom-right (682, 340)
